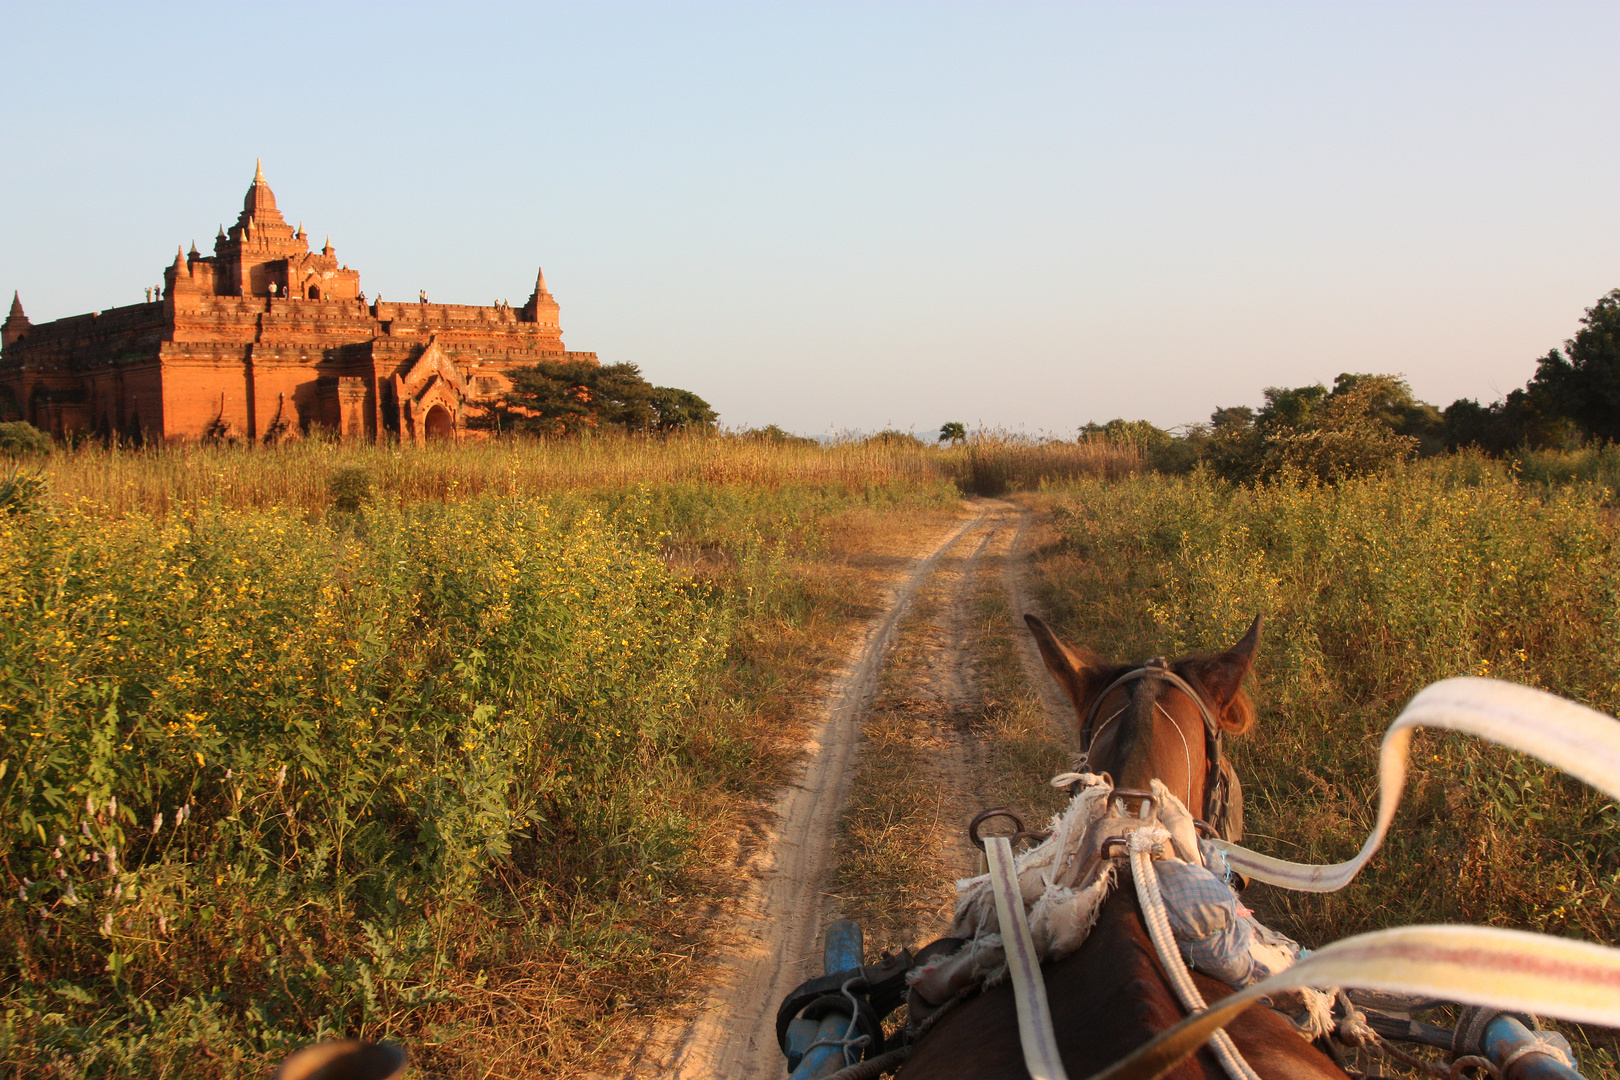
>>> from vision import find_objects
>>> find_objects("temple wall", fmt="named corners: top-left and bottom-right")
top-left (2, 301), bottom-right (168, 359)
top-left (76, 361), bottom-right (164, 439)
top-left (156, 344), bottom-right (256, 440)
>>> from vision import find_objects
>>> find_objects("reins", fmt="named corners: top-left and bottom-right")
top-left (1079, 659), bottom-right (1232, 838)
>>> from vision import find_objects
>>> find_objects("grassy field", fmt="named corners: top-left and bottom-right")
top-left (8, 433), bottom-right (1616, 1075)
top-left (2, 435), bottom-right (991, 1078)
top-left (1025, 455), bottom-right (1619, 1072)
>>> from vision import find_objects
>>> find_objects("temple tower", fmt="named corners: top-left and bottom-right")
top-left (1, 292), bottom-right (29, 350)
top-left (212, 160), bottom-right (308, 297)
top-left (521, 267), bottom-right (561, 330)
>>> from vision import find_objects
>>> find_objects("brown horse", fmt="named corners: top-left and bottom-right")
top-left (897, 615), bottom-right (1346, 1080)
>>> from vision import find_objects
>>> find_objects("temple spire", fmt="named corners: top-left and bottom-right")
top-left (241, 159), bottom-right (281, 219)
top-left (534, 266), bottom-right (549, 297)
top-left (2, 291), bottom-right (29, 348)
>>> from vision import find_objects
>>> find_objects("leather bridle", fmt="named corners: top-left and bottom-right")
top-left (1078, 657), bottom-right (1237, 841)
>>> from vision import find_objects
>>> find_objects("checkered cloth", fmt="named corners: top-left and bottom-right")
top-left (1153, 856), bottom-right (1264, 987)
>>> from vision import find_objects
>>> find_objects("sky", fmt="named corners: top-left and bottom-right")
top-left (2, 2), bottom-right (1616, 437)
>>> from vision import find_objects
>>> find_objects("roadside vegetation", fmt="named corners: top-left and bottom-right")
top-left (1, 435), bottom-right (973, 1078)
top-left (1023, 460), bottom-right (1619, 1074)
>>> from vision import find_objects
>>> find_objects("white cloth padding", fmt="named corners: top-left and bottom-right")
top-left (910, 776), bottom-right (1305, 1010)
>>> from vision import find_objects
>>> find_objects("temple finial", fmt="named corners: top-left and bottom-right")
top-left (254, 158), bottom-right (264, 183)
top-left (7, 291), bottom-right (23, 320)
top-left (535, 266), bottom-right (548, 294)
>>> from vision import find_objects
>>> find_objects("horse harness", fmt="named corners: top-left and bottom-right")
top-left (776, 661), bottom-right (1248, 1075)
top-left (1080, 658), bottom-right (1241, 844)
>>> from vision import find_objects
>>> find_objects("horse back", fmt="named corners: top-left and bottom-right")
top-left (898, 889), bottom-right (1346, 1080)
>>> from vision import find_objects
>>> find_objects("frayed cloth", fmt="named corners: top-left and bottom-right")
top-left (911, 775), bottom-right (1312, 1029)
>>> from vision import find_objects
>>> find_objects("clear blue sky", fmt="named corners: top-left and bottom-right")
top-left (3, 2), bottom-right (1615, 436)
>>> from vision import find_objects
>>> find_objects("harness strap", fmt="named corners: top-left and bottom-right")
top-left (986, 835), bottom-right (1071, 1080)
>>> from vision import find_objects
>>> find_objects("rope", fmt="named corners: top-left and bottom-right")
top-left (797, 976), bottom-right (873, 1068)
top-left (1497, 1039), bottom-right (1573, 1075)
top-left (1126, 830), bottom-right (1261, 1080)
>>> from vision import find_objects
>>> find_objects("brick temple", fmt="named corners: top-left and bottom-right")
top-left (0, 162), bottom-right (597, 443)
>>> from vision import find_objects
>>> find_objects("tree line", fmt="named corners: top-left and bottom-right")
top-left (473, 360), bottom-right (717, 437)
top-left (1071, 286), bottom-right (1619, 484)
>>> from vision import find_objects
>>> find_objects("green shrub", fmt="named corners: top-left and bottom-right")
top-left (0, 497), bottom-right (725, 1072)
top-left (0, 467), bottom-right (44, 514)
top-left (327, 465), bottom-right (375, 511)
top-left (1514, 442), bottom-right (1620, 497)
top-left (0, 421), bottom-right (51, 456)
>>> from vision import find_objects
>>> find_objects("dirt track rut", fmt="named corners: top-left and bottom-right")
top-left (616, 498), bottom-right (1062, 1079)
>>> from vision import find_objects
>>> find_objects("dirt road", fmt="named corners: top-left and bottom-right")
top-left (616, 498), bottom-right (1066, 1079)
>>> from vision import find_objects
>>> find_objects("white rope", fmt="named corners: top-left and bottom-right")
top-left (1127, 830), bottom-right (1261, 1080)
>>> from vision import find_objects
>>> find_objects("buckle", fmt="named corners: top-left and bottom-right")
top-left (1111, 788), bottom-right (1157, 821)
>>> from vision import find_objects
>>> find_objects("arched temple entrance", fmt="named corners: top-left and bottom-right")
top-left (422, 404), bottom-right (454, 441)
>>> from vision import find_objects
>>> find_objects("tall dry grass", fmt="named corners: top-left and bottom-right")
top-left (35, 431), bottom-right (1145, 519)
top-left (937, 434), bottom-right (1143, 496)
top-left (38, 433), bottom-right (948, 519)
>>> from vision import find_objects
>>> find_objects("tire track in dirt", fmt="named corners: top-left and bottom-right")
top-left (614, 505), bottom-right (989, 1080)
top-left (996, 499), bottom-right (1075, 736)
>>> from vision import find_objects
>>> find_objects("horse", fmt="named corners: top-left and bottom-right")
top-left (896, 615), bottom-right (1347, 1080)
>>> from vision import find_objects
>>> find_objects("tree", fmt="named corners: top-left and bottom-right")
top-left (1528, 288), bottom-right (1620, 441)
top-left (1442, 389), bottom-right (1573, 453)
top-left (1259, 376), bottom-right (1420, 483)
top-left (1206, 373), bottom-right (1425, 483)
top-left (479, 361), bottom-right (716, 436)
top-left (938, 421), bottom-right (967, 445)
top-left (741, 424), bottom-right (818, 446)
top-left (649, 387), bottom-right (718, 433)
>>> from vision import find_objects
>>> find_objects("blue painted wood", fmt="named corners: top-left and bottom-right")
top-left (787, 921), bottom-right (867, 1079)
top-left (824, 920), bottom-right (865, 976)
top-left (1484, 1016), bottom-right (1585, 1080)
top-left (784, 1017), bottom-right (820, 1072)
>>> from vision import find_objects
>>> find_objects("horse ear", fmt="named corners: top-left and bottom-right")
top-left (1190, 615), bottom-right (1262, 732)
top-left (1024, 614), bottom-right (1107, 714)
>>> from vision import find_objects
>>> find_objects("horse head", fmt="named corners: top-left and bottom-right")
top-left (1024, 615), bottom-right (1261, 839)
